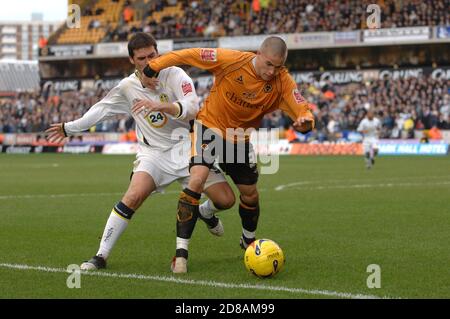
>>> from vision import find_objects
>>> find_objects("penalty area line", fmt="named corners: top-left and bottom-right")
top-left (0, 262), bottom-right (395, 299)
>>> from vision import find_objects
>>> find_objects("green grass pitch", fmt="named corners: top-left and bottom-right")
top-left (0, 154), bottom-right (449, 298)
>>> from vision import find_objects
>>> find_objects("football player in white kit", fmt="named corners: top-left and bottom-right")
top-left (46, 33), bottom-right (235, 273)
top-left (357, 109), bottom-right (382, 169)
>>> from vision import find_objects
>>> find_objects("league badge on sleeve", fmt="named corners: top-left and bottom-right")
top-left (293, 89), bottom-right (305, 104)
top-left (181, 81), bottom-right (193, 96)
top-left (200, 49), bottom-right (217, 62)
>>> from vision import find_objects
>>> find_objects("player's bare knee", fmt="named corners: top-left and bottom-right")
top-left (214, 191), bottom-right (236, 210)
top-left (188, 176), bottom-right (206, 193)
top-left (240, 190), bottom-right (259, 207)
top-left (223, 193), bottom-right (236, 209)
top-left (122, 192), bottom-right (146, 210)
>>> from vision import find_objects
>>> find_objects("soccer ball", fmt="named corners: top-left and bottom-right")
top-left (244, 239), bottom-right (285, 278)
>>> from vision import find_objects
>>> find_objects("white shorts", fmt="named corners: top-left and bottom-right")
top-left (133, 144), bottom-right (226, 193)
top-left (362, 138), bottom-right (379, 154)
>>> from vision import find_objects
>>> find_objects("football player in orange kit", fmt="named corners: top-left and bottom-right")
top-left (141, 36), bottom-right (314, 273)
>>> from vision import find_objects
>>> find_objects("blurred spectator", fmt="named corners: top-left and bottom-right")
top-left (285, 125), bottom-right (300, 143)
top-left (252, 0), bottom-right (261, 13)
top-left (84, 6), bottom-right (93, 16)
top-left (134, 0), bottom-right (149, 21)
top-left (326, 114), bottom-right (341, 141)
top-left (428, 126), bottom-right (443, 140)
top-left (120, 130), bottom-right (137, 142)
top-left (403, 117), bottom-right (415, 138)
top-left (1, 73), bottom-right (448, 141)
top-left (123, 5), bottom-right (134, 23)
top-left (0, 90), bottom-right (131, 134)
top-left (88, 19), bottom-right (102, 30)
top-left (419, 131), bottom-right (430, 143)
top-left (438, 114), bottom-right (450, 129)
top-left (103, 0), bottom-right (450, 41)
top-left (38, 36), bottom-right (48, 49)
top-left (95, 7), bottom-right (105, 15)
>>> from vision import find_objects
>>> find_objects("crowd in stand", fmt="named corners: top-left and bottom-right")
top-left (7, 1), bottom-right (446, 141)
top-left (260, 75), bottom-right (449, 141)
top-left (98, 0), bottom-right (449, 41)
top-left (1, 75), bottom-right (448, 142)
top-left (0, 89), bottom-right (133, 135)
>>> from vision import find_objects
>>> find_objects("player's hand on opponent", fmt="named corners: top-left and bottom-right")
top-left (45, 123), bottom-right (67, 144)
top-left (293, 116), bottom-right (314, 133)
top-left (132, 99), bottom-right (164, 115)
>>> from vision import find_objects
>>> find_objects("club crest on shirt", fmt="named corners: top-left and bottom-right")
top-left (263, 84), bottom-right (272, 93)
top-left (181, 82), bottom-right (193, 96)
top-left (293, 89), bottom-right (305, 104)
top-left (200, 49), bottom-right (217, 62)
top-left (159, 94), bottom-right (169, 103)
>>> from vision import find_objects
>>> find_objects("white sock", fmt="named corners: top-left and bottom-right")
top-left (199, 199), bottom-right (218, 219)
top-left (96, 211), bottom-right (129, 260)
top-left (242, 228), bottom-right (255, 240)
top-left (365, 153), bottom-right (371, 166)
top-left (176, 237), bottom-right (189, 252)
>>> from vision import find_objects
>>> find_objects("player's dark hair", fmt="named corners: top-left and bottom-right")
top-left (128, 32), bottom-right (158, 57)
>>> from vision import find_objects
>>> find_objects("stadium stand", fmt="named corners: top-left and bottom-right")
top-left (1, 74), bottom-right (448, 139)
top-left (56, 0), bottom-right (125, 44)
top-left (2, 1), bottom-right (448, 144)
top-left (50, 0), bottom-right (449, 44)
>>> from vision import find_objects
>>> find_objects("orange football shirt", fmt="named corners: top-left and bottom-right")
top-left (148, 48), bottom-right (314, 140)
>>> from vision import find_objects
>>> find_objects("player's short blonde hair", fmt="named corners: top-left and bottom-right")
top-left (260, 36), bottom-right (288, 59)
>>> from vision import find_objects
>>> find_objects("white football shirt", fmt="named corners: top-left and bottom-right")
top-left (64, 66), bottom-right (199, 151)
top-left (357, 117), bottom-right (381, 141)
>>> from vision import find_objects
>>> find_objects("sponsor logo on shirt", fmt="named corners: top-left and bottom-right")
top-left (226, 91), bottom-right (262, 109)
top-left (182, 82), bottom-right (193, 95)
top-left (200, 49), bottom-right (217, 62)
top-left (242, 91), bottom-right (257, 100)
top-left (293, 89), bottom-right (305, 104)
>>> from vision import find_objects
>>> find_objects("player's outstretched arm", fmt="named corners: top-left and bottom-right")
top-left (142, 48), bottom-right (242, 81)
top-left (45, 123), bottom-right (67, 144)
top-left (280, 73), bottom-right (315, 134)
top-left (45, 85), bottom-right (129, 143)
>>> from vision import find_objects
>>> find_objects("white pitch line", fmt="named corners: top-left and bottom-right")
top-left (0, 262), bottom-right (392, 299)
top-left (0, 188), bottom-right (268, 201)
top-left (275, 181), bottom-right (312, 191)
top-left (0, 190), bottom-right (189, 200)
top-left (0, 192), bottom-right (124, 200)
top-left (275, 181), bottom-right (450, 191)
top-left (2, 180), bottom-right (448, 200)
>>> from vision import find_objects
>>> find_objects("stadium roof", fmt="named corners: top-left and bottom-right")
top-left (0, 60), bottom-right (40, 93)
